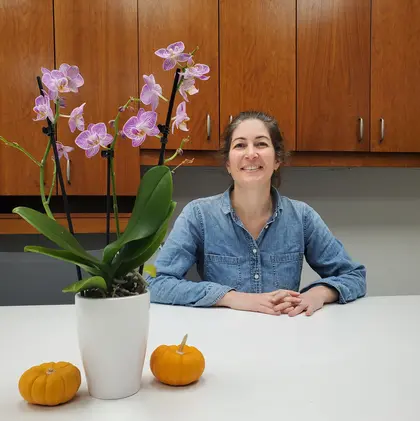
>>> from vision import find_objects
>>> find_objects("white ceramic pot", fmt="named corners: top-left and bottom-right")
top-left (75, 291), bottom-right (150, 400)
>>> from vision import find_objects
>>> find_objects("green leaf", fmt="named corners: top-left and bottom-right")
top-left (12, 207), bottom-right (101, 265)
top-left (115, 221), bottom-right (169, 277)
top-left (102, 166), bottom-right (173, 264)
top-left (112, 200), bottom-right (176, 277)
top-left (62, 276), bottom-right (107, 293)
top-left (24, 246), bottom-right (104, 277)
top-left (143, 264), bottom-right (156, 278)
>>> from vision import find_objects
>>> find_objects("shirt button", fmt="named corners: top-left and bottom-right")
top-left (252, 248), bottom-right (257, 254)
top-left (265, 225), bottom-right (269, 229)
top-left (254, 274), bottom-right (259, 280)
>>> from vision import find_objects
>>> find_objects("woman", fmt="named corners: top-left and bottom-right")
top-left (147, 111), bottom-right (366, 316)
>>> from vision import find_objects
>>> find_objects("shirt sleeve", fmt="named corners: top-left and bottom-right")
top-left (145, 201), bottom-right (233, 307)
top-left (300, 204), bottom-right (367, 304)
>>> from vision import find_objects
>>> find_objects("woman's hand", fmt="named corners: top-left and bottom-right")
top-left (216, 289), bottom-right (302, 315)
top-left (287, 285), bottom-right (339, 317)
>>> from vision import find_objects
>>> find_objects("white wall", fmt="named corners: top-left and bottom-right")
top-left (165, 166), bottom-right (420, 297)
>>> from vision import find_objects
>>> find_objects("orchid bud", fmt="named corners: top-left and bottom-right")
top-left (119, 130), bottom-right (127, 139)
top-left (176, 148), bottom-right (184, 156)
top-left (119, 105), bottom-right (126, 113)
top-left (109, 119), bottom-right (115, 128)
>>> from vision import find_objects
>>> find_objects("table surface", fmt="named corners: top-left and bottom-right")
top-left (1, 296), bottom-right (419, 420)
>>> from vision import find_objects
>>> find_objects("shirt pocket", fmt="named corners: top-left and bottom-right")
top-left (204, 253), bottom-right (241, 289)
top-left (270, 252), bottom-right (304, 291)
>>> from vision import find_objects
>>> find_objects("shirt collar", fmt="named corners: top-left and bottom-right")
top-left (220, 184), bottom-right (283, 215)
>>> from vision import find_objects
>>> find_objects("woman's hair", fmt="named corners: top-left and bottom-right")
top-left (220, 110), bottom-right (289, 187)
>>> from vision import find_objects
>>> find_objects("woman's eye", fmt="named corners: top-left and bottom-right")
top-left (233, 143), bottom-right (244, 148)
top-left (257, 142), bottom-right (268, 147)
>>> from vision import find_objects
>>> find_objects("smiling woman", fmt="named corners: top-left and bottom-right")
top-left (147, 111), bottom-right (367, 317)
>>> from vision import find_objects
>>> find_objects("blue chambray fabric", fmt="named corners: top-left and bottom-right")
top-left (146, 186), bottom-right (366, 307)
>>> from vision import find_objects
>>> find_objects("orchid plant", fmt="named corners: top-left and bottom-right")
top-left (0, 41), bottom-right (209, 298)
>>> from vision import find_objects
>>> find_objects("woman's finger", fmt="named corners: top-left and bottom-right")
top-left (259, 304), bottom-right (282, 316)
top-left (283, 296), bottom-right (302, 304)
top-left (305, 305), bottom-right (318, 316)
top-left (288, 303), bottom-right (308, 317)
top-left (273, 302), bottom-right (293, 313)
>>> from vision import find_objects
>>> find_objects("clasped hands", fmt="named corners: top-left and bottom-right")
top-left (216, 285), bottom-right (337, 317)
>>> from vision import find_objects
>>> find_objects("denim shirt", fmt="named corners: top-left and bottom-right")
top-left (147, 186), bottom-right (366, 307)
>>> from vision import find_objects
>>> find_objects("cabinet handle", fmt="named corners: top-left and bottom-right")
top-left (206, 114), bottom-right (211, 140)
top-left (358, 117), bottom-right (364, 142)
top-left (66, 159), bottom-right (71, 185)
top-left (229, 115), bottom-right (233, 124)
top-left (379, 118), bottom-right (385, 143)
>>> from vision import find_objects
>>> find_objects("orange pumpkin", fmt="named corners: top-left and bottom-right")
top-left (18, 362), bottom-right (81, 406)
top-left (150, 334), bottom-right (205, 386)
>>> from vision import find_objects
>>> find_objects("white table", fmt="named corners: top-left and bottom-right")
top-left (1, 296), bottom-right (419, 420)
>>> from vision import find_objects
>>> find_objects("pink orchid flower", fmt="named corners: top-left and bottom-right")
top-left (68, 103), bottom-right (86, 133)
top-left (155, 41), bottom-right (191, 71)
top-left (171, 101), bottom-right (190, 134)
top-left (140, 74), bottom-right (163, 111)
top-left (54, 142), bottom-right (74, 161)
top-left (41, 64), bottom-right (84, 100)
top-left (179, 77), bottom-right (199, 102)
top-left (75, 123), bottom-right (113, 158)
top-left (122, 108), bottom-right (160, 147)
top-left (33, 94), bottom-right (54, 123)
top-left (183, 63), bottom-right (210, 80)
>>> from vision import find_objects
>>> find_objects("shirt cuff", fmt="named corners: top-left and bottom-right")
top-left (194, 284), bottom-right (234, 307)
top-left (300, 280), bottom-right (349, 304)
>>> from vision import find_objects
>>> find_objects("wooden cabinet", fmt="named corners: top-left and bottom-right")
top-left (220, 0), bottom-right (296, 152)
top-left (54, 0), bottom-right (140, 195)
top-left (371, 0), bottom-right (420, 152)
top-left (297, 0), bottom-right (371, 151)
top-left (138, 0), bottom-right (219, 152)
top-left (0, 0), bottom-right (55, 195)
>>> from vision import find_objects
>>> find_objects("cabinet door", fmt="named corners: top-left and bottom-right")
top-left (371, 0), bottom-right (420, 152)
top-left (220, 0), bottom-right (296, 152)
top-left (54, 0), bottom-right (140, 195)
top-left (138, 0), bottom-right (219, 152)
top-left (0, 0), bottom-right (54, 195)
top-left (297, 0), bottom-right (370, 151)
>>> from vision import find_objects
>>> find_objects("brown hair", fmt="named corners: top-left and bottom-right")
top-left (220, 110), bottom-right (289, 187)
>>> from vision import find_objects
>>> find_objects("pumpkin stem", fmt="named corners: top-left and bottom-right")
top-left (177, 334), bottom-right (188, 354)
top-left (46, 368), bottom-right (55, 375)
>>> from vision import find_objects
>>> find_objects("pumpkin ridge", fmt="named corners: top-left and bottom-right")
top-left (60, 372), bottom-right (67, 404)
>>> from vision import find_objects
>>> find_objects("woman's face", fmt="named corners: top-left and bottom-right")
top-left (226, 119), bottom-right (280, 188)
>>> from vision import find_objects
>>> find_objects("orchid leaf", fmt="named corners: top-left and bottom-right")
top-left (62, 276), bottom-right (107, 293)
top-left (102, 165), bottom-right (173, 264)
top-left (12, 207), bottom-right (101, 265)
top-left (112, 200), bottom-right (176, 277)
top-left (24, 246), bottom-right (104, 277)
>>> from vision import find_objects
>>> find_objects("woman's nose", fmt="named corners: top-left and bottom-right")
top-left (245, 147), bottom-right (258, 159)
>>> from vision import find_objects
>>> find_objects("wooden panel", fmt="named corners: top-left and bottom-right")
top-left (297, 0), bottom-right (371, 151)
top-left (0, 0), bottom-right (54, 195)
top-left (371, 0), bottom-right (420, 152)
top-left (220, 0), bottom-right (296, 152)
top-left (54, 0), bottom-right (140, 195)
top-left (140, 149), bottom-right (420, 168)
top-left (0, 213), bottom-right (131, 235)
top-left (138, 0), bottom-right (219, 153)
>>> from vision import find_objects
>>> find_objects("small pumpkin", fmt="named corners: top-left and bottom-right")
top-left (150, 334), bottom-right (205, 386)
top-left (18, 361), bottom-right (81, 406)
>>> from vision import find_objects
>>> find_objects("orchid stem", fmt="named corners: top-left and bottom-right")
top-left (46, 160), bottom-right (57, 205)
top-left (110, 157), bottom-right (120, 237)
top-left (0, 136), bottom-right (41, 166)
top-left (39, 140), bottom-right (54, 219)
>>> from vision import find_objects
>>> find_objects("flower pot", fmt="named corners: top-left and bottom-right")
top-left (75, 291), bottom-right (150, 400)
